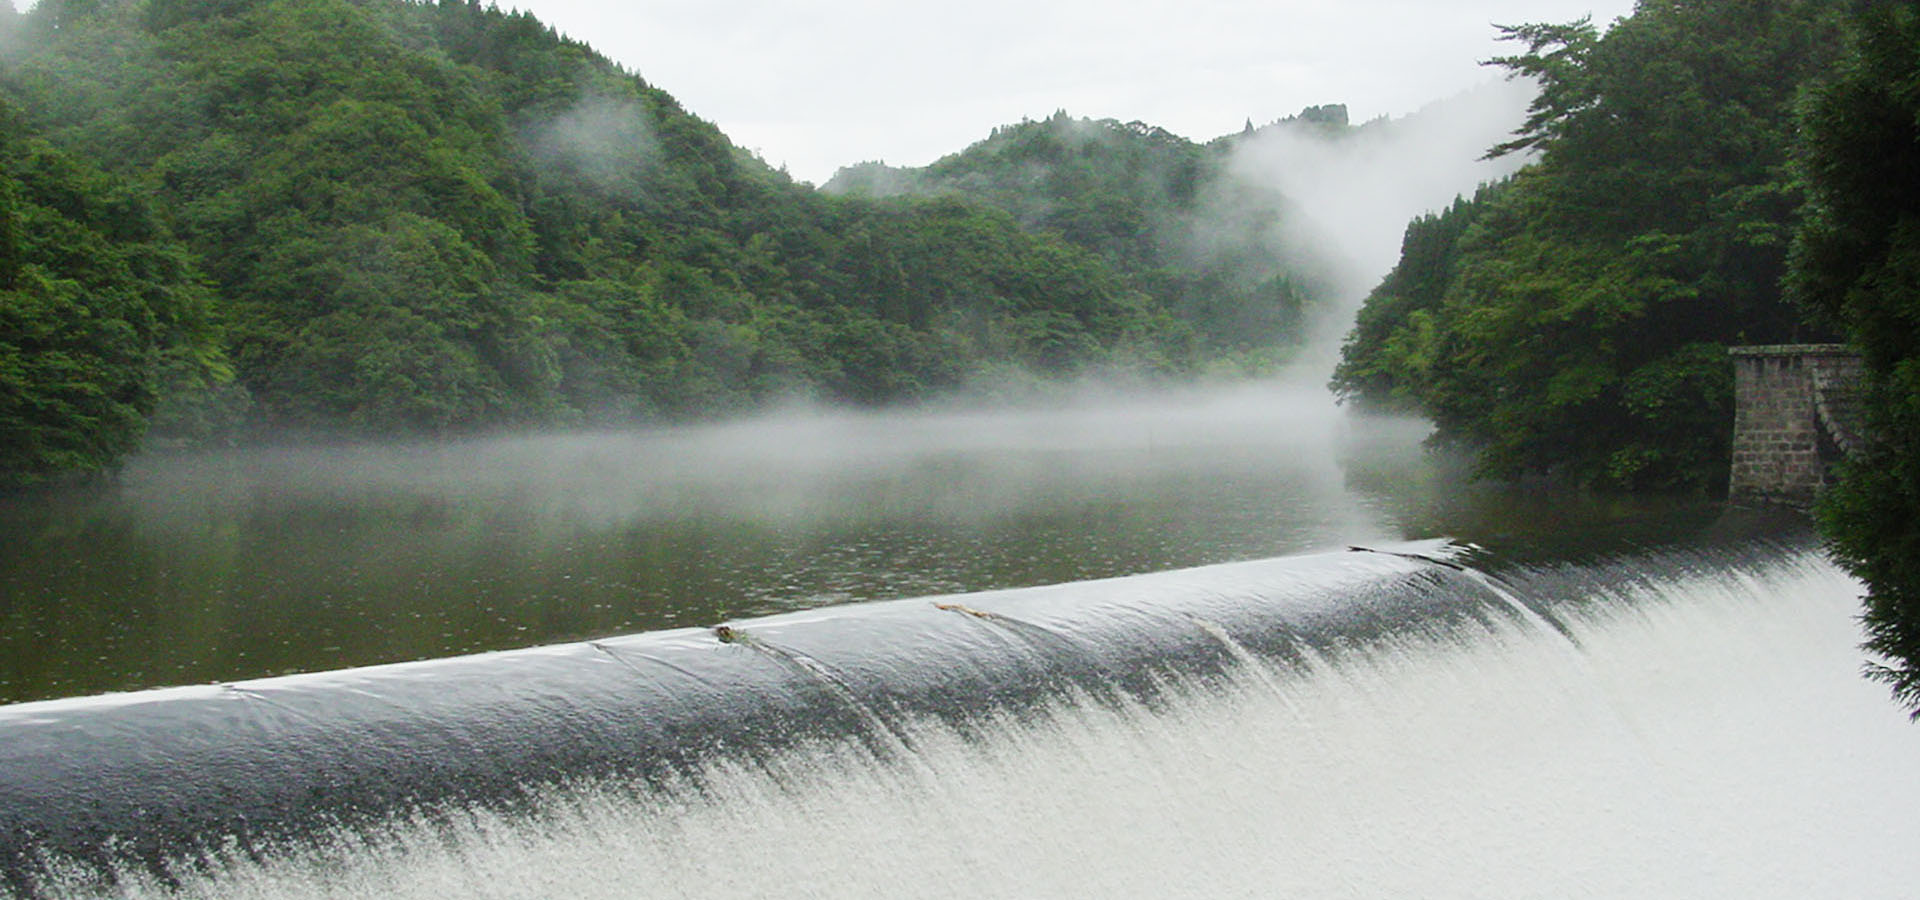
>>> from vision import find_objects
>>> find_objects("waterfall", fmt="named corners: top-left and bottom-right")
top-left (3, 538), bottom-right (1916, 899)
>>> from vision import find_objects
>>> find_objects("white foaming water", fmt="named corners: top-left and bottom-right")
top-left (23, 551), bottom-right (1919, 899)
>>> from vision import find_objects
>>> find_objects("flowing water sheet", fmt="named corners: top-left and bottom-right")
top-left (3, 539), bottom-right (1915, 898)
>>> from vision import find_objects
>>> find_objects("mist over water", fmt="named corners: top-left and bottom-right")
top-left (0, 372), bottom-right (1727, 704)
top-left (0, 383), bottom-right (1368, 700)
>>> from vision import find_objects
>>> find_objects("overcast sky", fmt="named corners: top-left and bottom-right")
top-left (507, 0), bottom-right (1638, 185)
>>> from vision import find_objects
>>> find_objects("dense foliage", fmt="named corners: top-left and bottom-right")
top-left (1333, 0), bottom-right (1844, 492)
top-left (1790, 3), bottom-right (1920, 716)
top-left (1329, 184), bottom-right (1499, 407)
top-left (0, 0), bottom-right (1255, 484)
top-left (0, 100), bottom-right (227, 488)
top-left (827, 111), bottom-right (1346, 370)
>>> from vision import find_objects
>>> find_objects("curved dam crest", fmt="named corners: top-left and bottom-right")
top-left (4, 537), bottom-right (1916, 898)
top-left (2, 544), bottom-right (1505, 893)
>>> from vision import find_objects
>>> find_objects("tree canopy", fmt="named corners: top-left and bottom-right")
top-left (0, 99), bottom-right (227, 488)
top-left (1333, 0), bottom-right (1845, 492)
top-left (1789, 2), bottom-right (1920, 716)
top-left (826, 110), bottom-right (1350, 371)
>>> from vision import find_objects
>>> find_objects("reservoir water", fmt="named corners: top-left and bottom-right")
top-left (2, 381), bottom-right (1915, 898)
top-left (0, 382), bottom-right (1716, 704)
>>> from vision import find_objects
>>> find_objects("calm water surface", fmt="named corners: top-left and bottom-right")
top-left (0, 383), bottom-right (1721, 703)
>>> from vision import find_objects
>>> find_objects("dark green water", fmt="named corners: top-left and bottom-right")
top-left (0, 384), bottom-right (1723, 704)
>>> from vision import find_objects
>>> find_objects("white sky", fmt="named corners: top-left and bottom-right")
top-left (507, 0), bottom-right (1638, 185)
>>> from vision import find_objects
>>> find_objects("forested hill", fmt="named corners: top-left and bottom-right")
top-left (1332, 0), bottom-right (1847, 493)
top-left (0, 0), bottom-right (1300, 487)
top-left (824, 107), bottom-right (1377, 364)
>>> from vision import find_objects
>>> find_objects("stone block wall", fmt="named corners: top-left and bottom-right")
top-left (1728, 344), bottom-right (1863, 509)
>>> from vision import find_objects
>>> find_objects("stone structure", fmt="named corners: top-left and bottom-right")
top-left (1728, 344), bottom-right (1864, 508)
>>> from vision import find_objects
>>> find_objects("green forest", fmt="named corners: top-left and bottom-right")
top-left (0, 0), bottom-right (1350, 488)
top-left (1333, 0), bottom-right (1846, 492)
top-left (1336, 0), bottom-right (1920, 715)
top-left (1790, 2), bottom-right (1920, 716)
top-left (827, 110), bottom-right (1352, 369)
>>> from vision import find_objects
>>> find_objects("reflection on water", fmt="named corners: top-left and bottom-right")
top-left (0, 383), bottom-right (1721, 703)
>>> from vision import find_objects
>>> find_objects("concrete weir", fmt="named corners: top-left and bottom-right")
top-left (1728, 344), bottom-right (1863, 509)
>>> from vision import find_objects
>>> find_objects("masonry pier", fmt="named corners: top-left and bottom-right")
top-left (1727, 344), bottom-right (1863, 509)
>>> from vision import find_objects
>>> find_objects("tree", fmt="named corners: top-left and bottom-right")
top-left (823, 111), bottom-right (1330, 363)
top-left (0, 114), bottom-right (228, 487)
top-left (1789, 3), bottom-right (1920, 716)
top-left (1333, 186), bottom-right (1500, 407)
top-left (1334, 0), bottom-right (1844, 491)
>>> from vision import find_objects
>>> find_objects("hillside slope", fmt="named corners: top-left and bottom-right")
top-left (0, 0), bottom-right (1193, 468)
top-left (827, 109), bottom-right (1365, 366)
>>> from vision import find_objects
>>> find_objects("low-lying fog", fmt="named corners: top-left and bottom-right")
top-left (0, 379), bottom-right (1722, 704)
top-left (127, 381), bottom-right (1398, 532)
